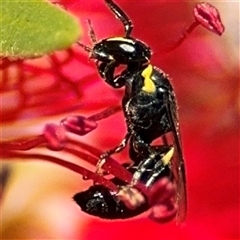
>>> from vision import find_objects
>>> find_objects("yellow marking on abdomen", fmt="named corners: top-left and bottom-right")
top-left (141, 64), bottom-right (156, 93)
top-left (162, 147), bottom-right (174, 165)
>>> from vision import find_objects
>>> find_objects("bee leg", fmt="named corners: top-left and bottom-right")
top-left (96, 132), bottom-right (131, 175)
top-left (98, 61), bottom-right (127, 88)
top-left (105, 0), bottom-right (133, 37)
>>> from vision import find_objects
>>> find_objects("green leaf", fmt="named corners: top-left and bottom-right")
top-left (0, 0), bottom-right (81, 58)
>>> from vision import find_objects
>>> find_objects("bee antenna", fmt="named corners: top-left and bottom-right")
top-left (77, 42), bottom-right (92, 53)
top-left (87, 19), bottom-right (97, 43)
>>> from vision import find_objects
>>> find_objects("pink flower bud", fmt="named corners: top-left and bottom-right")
top-left (61, 116), bottom-right (98, 136)
top-left (44, 124), bottom-right (66, 150)
top-left (194, 3), bottom-right (225, 35)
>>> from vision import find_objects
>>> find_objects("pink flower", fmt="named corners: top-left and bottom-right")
top-left (1, 1), bottom-right (238, 239)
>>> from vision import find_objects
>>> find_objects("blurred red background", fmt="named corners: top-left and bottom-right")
top-left (1, 1), bottom-right (239, 239)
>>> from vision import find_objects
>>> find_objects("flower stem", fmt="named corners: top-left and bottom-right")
top-left (0, 135), bottom-right (46, 151)
top-left (166, 21), bottom-right (200, 53)
top-left (2, 150), bottom-right (118, 192)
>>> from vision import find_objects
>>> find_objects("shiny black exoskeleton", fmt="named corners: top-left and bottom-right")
top-left (75, 0), bottom-right (187, 222)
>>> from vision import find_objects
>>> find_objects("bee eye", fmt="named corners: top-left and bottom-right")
top-left (119, 43), bottom-right (135, 52)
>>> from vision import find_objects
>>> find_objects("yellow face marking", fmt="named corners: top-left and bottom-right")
top-left (107, 37), bottom-right (133, 43)
top-left (141, 64), bottom-right (156, 93)
top-left (162, 147), bottom-right (174, 165)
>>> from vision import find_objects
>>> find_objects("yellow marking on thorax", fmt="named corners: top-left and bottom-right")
top-left (141, 64), bottom-right (156, 93)
top-left (162, 147), bottom-right (174, 166)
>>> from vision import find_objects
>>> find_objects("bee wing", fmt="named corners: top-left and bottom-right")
top-left (166, 103), bottom-right (187, 223)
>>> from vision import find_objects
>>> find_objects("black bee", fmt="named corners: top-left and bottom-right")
top-left (74, 0), bottom-right (187, 222)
